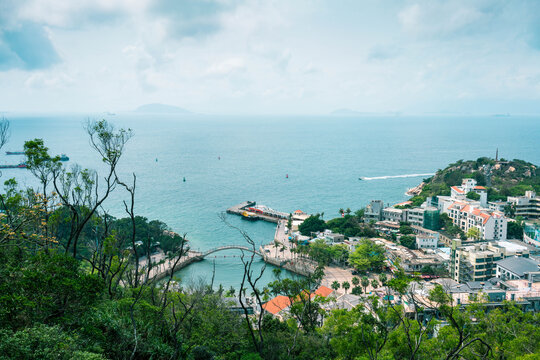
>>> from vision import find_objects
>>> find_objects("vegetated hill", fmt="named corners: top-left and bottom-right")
top-left (135, 103), bottom-right (191, 114)
top-left (414, 157), bottom-right (539, 203)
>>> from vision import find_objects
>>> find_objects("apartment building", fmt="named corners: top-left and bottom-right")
top-left (450, 240), bottom-right (530, 283)
top-left (507, 191), bottom-right (540, 219)
top-left (447, 202), bottom-right (507, 240)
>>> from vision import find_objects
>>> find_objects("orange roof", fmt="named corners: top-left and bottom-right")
top-left (395, 201), bottom-right (412, 207)
top-left (313, 285), bottom-right (333, 298)
top-left (294, 210), bottom-right (304, 214)
top-left (262, 295), bottom-right (291, 315)
top-left (264, 286), bottom-right (334, 315)
top-left (451, 186), bottom-right (464, 194)
top-left (474, 186), bottom-right (487, 190)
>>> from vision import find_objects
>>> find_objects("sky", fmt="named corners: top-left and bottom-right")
top-left (1, 0), bottom-right (540, 115)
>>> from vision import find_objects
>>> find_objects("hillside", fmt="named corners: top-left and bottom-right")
top-left (412, 157), bottom-right (539, 203)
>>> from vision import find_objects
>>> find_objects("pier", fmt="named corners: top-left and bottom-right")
top-left (226, 201), bottom-right (289, 223)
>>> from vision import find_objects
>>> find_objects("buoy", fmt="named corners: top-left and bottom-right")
top-left (183, 177), bottom-right (186, 182)
top-left (286, 174), bottom-right (288, 178)
top-left (155, 158), bottom-right (158, 162)
top-left (218, 156), bottom-right (221, 160)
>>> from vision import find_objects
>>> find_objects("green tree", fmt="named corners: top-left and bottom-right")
top-left (342, 281), bottom-right (350, 294)
top-left (399, 223), bottom-right (414, 235)
top-left (466, 227), bottom-right (481, 240)
top-left (352, 276), bottom-right (360, 287)
top-left (507, 220), bottom-right (524, 240)
top-left (361, 276), bottom-right (370, 294)
top-left (298, 214), bottom-right (326, 236)
top-left (400, 235), bottom-right (416, 249)
top-left (378, 273), bottom-right (388, 285)
top-left (348, 239), bottom-right (385, 273)
top-left (466, 191), bottom-right (481, 200)
top-left (331, 281), bottom-right (340, 292)
top-left (371, 279), bottom-right (379, 289)
top-left (307, 239), bottom-right (332, 265)
top-left (351, 286), bottom-right (362, 295)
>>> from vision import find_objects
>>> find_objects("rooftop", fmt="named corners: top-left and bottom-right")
top-left (496, 256), bottom-right (539, 276)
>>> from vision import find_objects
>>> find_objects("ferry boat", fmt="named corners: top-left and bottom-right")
top-left (0, 163), bottom-right (27, 169)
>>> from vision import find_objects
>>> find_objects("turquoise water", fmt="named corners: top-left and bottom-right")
top-left (2, 114), bottom-right (540, 288)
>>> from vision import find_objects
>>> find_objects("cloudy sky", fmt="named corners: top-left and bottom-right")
top-left (1, 0), bottom-right (540, 115)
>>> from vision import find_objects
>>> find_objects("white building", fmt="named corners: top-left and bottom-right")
top-left (447, 202), bottom-right (507, 240)
top-left (382, 207), bottom-right (405, 223)
top-left (364, 200), bottom-right (384, 223)
top-left (450, 178), bottom-right (488, 207)
top-left (489, 201), bottom-right (507, 213)
top-left (416, 234), bottom-right (438, 249)
top-left (507, 191), bottom-right (540, 219)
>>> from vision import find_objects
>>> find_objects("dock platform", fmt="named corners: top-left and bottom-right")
top-left (227, 201), bottom-right (289, 223)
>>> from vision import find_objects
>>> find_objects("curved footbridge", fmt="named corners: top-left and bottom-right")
top-left (151, 245), bottom-right (265, 281)
top-left (200, 245), bottom-right (263, 258)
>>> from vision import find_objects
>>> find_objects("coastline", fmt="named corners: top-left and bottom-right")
top-left (405, 181), bottom-right (425, 196)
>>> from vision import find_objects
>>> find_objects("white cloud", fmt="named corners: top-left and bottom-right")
top-left (206, 57), bottom-right (245, 76)
top-left (25, 71), bottom-right (74, 88)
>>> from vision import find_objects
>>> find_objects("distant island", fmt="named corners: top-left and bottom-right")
top-left (135, 103), bottom-right (191, 114)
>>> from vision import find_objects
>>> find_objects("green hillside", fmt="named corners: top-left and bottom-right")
top-left (415, 157), bottom-right (539, 203)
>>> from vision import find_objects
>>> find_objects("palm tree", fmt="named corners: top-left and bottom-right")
top-left (287, 214), bottom-right (292, 231)
top-left (345, 208), bottom-right (351, 215)
top-left (352, 276), bottom-right (360, 287)
top-left (361, 276), bottom-right (370, 294)
top-left (273, 240), bottom-right (281, 257)
top-left (339, 208), bottom-right (344, 216)
top-left (378, 273), bottom-right (388, 286)
top-left (342, 281), bottom-right (350, 294)
top-left (371, 279), bottom-right (379, 290)
top-left (331, 280), bottom-right (340, 292)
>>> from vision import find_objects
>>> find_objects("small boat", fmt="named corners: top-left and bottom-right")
top-left (358, 177), bottom-right (363, 181)
top-left (241, 211), bottom-right (258, 221)
top-left (286, 174), bottom-right (288, 178)
top-left (59, 154), bottom-right (69, 161)
top-left (183, 177), bottom-right (186, 182)
top-left (6, 151), bottom-right (25, 155)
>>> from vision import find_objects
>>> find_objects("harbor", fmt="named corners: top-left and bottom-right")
top-left (226, 201), bottom-right (290, 223)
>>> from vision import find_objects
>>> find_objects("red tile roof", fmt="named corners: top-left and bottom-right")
top-left (264, 286), bottom-right (334, 315)
top-left (313, 286), bottom-right (333, 298)
top-left (451, 186), bottom-right (465, 194)
top-left (262, 295), bottom-right (291, 315)
top-left (474, 186), bottom-right (487, 190)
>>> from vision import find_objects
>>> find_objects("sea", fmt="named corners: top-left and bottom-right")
top-left (2, 113), bottom-right (540, 289)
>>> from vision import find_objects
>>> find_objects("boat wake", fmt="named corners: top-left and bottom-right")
top-left (360, 173), bottom-right (434, 181)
